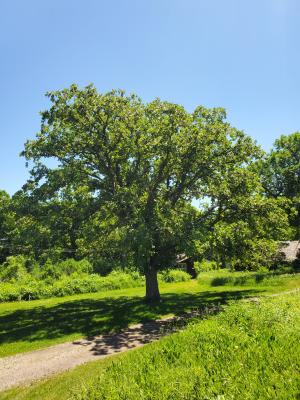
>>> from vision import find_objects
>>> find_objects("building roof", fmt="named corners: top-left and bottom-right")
top-left (278, 241), bottom-right (300, 262)
top-left (176, 253), bottom-right (191, 263)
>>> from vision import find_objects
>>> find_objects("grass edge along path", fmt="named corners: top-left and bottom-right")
top-left (1, 289), bottom-right (299, 400)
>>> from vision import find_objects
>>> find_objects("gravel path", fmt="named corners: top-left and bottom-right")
top-left (0, 315), bottom-right (186, 392)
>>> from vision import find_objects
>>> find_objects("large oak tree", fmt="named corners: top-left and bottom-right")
top-left (22, 85), bottom-right (260, 300)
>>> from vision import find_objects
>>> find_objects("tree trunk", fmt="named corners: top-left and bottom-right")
top-left (186, 259), bottom-right (197, 278)
top-left (145, 267), bottom-right (160, 302)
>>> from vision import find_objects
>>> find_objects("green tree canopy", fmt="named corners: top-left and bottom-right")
top-left (22, 85), bottom-right (262, 300)
top-left (0, 190), bottom-right (14, 263)
top-left (259, 132), bottom-right (300, 238)
top-left (202, 169), bottom-right (291, 270)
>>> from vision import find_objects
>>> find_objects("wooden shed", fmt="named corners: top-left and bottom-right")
top-left (176, 253), bottom-right (197, 278)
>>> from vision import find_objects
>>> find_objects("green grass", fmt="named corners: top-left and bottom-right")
top-left (0, 270), bottom-right (299, 359)
top-left (1, 288), bottom-right (299, 400)
top-left (201, 269), bottom-right (298, 287)
top-left (75, 292), bottom-right (300, 400)
top-left (0, 281), bottom-right (250, 358)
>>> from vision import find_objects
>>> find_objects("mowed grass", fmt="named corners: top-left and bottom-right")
top-left (0, 271), bottom-right (299, 358)
top-left (1, 289), bottom-right (299, 400)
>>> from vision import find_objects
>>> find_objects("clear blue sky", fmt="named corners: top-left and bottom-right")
top-left (1, 0), bottom-right (299, 195)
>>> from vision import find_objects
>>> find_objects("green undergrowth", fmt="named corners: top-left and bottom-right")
top-left (1, 290), bottom-right (299, 400)
top-left (0, 255), bottom-right (190, 302)
top-left (0, 271), bottom-right (144, 302)
top-left (199, 269), bottom-right (298, 288)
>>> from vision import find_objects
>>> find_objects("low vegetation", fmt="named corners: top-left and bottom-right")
top-left (198, 268), bottom-right (297, 287)
top-left (0, 256), bottom-right (191, 302)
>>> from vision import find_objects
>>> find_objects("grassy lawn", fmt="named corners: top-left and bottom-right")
top-left (0, 270), bottom-right (299, 359)
top-left (1, 286), bottom-right (299, 400)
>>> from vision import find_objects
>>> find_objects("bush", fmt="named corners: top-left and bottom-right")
top-left (58, 259), bottom-right (93, 276)
top-left (0, 282), bottom-right (22, 302)
top-left (0, 255), bottom-right (32, 282)
top-left (50, 271), bottom-right (145, 298)
top-left (208, 271), bottom-right (284, 287)
top-left (0, 258), bottom-right (194, 303)
top-left (38, 258), bottom-right (93, 281)
top-left (194, 259), bottom-right (218, 273)
top-left (159, 269), bottom-right (191, 283)
top-left (0, 270), bottom-right (145, 302)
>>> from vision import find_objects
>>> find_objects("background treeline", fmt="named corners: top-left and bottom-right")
top-left (0, 86), bottom-right (299, 301)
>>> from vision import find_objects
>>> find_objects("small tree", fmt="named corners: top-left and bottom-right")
top-left (0, 190), bottom-right (14, 263)
top-left (22, 85), bottom-right (260, 300)
top-left (11, 185), bottom-right (97, 262)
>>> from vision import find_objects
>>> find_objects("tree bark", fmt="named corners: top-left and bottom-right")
top-left (186, 259), bottom-right (197, 278)
top-left (145, 267), bottom-right (160, 302)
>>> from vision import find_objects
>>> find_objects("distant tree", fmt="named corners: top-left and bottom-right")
top-left (22, 85), bottom-right (261, 301)
top-left (0, 190), bottom-right (14, 263)
top-left (259, 132), bottom-right (300, 238)
top-left (201, 169), bottom-right (291, 270)
top-left (11, 185), bottom-right (97, 262)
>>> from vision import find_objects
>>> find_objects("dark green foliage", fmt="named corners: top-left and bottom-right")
top-left (0, 191), bottom-right (14, 263)
top-left (198, 169), bottom-right (291, 270)
top-left (261, 132), bottom-right (300, 199)
top-left (7, 186), bottom-right (98, 262)
top-left (259, 132), bottom-right (300, 238)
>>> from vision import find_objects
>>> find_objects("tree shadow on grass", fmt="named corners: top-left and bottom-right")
top-left (0, 288), bottom-right (260, 350)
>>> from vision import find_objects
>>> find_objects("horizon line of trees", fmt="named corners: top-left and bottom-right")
top-left (0, 85), bottom-right (299, 300)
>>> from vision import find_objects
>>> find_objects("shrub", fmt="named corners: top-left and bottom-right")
top-left (0, 255), bottom-right (31, 282)
top-left (38, 258), bottom-right (93, 280)
top-left (58, 258), bottom-right (93, 276)
top-left (0, 270), bottom-right (145, 302)
top-left (209, 271), bottom-right (284, 287)
top-left (194, 259), bottom-right (218, 273)
top-left (159, 269), bottom-right (191, 283)
top-left (0, 282), bottom-right (22, 302)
